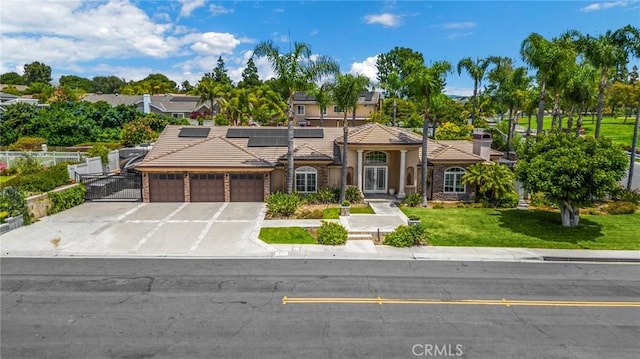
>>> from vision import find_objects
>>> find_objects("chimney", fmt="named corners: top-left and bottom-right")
top-left (143, 94), bottom-right (151, 114)
top-left (472, 132), bottom-right (492, 161)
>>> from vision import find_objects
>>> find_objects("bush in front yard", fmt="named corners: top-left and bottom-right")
top-left (316, 221), bottom-right (348, 245)
top-left (0, 186), bottom-right (30, 224)
top-left (603, 201), bottom-right (637, 215)
top-left (266, 192), bottom-right (302, 217)
top-left (344, 185), bottom-right (363, 204)
top-left (384, 224), bottom-right (428, 247)
top-left (48, 185), bottom-right (86, 215)
top-left (3, 162), bottom-right (70, 194)
top-left (402, 193), bottom-right (422, 207)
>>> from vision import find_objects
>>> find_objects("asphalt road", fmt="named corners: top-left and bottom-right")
top-left (2, 259), bottom-right (639, 359)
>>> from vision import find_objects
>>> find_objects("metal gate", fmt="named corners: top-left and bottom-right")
top-left (77, 171), bottom-right (142, 201)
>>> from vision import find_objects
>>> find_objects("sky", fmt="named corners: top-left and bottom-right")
top-left (1, 0), bottom-right (639, 96)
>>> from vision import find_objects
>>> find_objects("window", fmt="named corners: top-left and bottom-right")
top-left (295, 166), bottom-right (317, 193)
top-left (444, 167), bottom-right (466, 193)
top-left (172, 113), bottom-right (185, 119)
top-left (320, 107), bottom-right (327, 115)
top-left (365, 151), bottom-right (388, 164)
top-left (333, 105), bottom-right (343, 113)
top-left (297, 105), bottom-right (305, 115)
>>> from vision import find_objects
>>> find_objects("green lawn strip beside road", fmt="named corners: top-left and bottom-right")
top-left (402, 207), bottom-right (640, 250)
top-left (322, 205), bottom-right (375, 219)
top-left (259, 227), bottom-right (317, 244)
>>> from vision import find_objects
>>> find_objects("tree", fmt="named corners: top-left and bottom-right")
top-left (180, 80), bottom-right (194, 93)
top-left (23, 61), bottom-right (52, 85)
top-left (92, 76), bottom-right (126, 94)
top-left (520, 33), bottom-right (575, 135)
top-left (376, 47), bottom-right (424, 98)
top-left (59, 75), bottom-right (95, 93)
top-left (575, 25), bottom-right (640, 138)
top-left (407, 60), bottom-right (452, 206)
top-left (253, 40), bottom-right (339, 193)
top-left (239, 58), bottom-right (261, 88)
top-left (331, 73), bottom-right (370, 202)
top-left (456, 56), bottom-right (501, 124)
top-left (516, 133), bottom-right (627, 227)
top-left (628, 80), bottom-right (640, 190)
top-left (0, 72), bottom-right (26, 85)
top-left (310, 82), bottom-right (332, 127)
top-left (195, 77), bottom-right (230, 125)
top-left (213, 56), bottom-right (232, 86)
top-left (462, 162), bottom-right (515, 206)
top-left (564, 64), bottom-right (598, 133)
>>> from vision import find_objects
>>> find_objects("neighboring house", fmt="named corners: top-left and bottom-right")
top-left (293, 91), bottom-right (381, 127)
top-left (82, 93), bottom-right (214, 119)
top-left (0, 91), bottom-right (42, 111)
top-left (135, 123), bottom-right (497, 203)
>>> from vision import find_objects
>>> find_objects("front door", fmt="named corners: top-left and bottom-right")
top-left (364, 166), bottom-right (387, 193)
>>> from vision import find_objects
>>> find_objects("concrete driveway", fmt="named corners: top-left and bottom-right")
top-left (0, 202), bottom-right (274, 257)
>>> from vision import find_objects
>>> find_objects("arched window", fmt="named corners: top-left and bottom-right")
top-left (444, 167), bottom-right (466, 193)
top-left (365, 151), bottom-right (387, 164)
top-left (295, 166), bottom-right (317, 193)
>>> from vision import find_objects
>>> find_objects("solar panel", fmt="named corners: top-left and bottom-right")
top-left (226, 128), bottom-right (250, 138)
top-left (178, 127), bottom-right (211, 138)
top-left (294, 128), bottom-right (323, 138)
top-left (247, 136), bottom-right (288, 147)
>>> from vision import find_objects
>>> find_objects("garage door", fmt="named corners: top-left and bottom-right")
top-left (230, 174), bottom-right (264, 202)
top-left (190, 174), bottom-right (224, 202)
top-left (149, 173), bottom-right (184, 202)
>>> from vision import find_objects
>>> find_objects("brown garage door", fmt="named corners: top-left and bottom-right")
top-left (230, 174), bottom-right (264, 202)
top-left (190, 174), bottom-right (224, 202)
top-left (149, 173), bottom-right (184, 202)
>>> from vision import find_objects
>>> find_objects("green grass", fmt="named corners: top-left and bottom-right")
top-left (0, 176), bottom-right (15, 184)
top-left (533, 116), bottom-right (636, 148)
top-left (259, 227), bottom-right (317, 244)
top-left (401, 207), bottom-right (640, 250)
top-left (322, 205), bottom-right (376, 219)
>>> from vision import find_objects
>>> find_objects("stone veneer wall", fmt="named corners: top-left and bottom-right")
top-left (142, 173), bottom-right (150, 202)
top-left (291, 164), bottom-right (329, 189)
top-left (431, 163), bottom-right (475, 201)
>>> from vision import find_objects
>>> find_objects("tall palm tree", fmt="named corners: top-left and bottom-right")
top-left (253, 40), bottom-right (339, 193)
top-left (332, 73), bottom-right (370, 202)
top-left (195, 78), bottom-right (231, 125)
top-left (562, 63), bottom-right (597, 135)
top-left (575, 26), bottom-right (640, 138)
top-left (407, 60), bottom-right (452, 206)
top-left (456, 56), bottom-right (501, 125)
top-left (310, 82), bottom-right (331, 127)
top-left (491, 59), bottom-right (531, 152)
top-left (520, 33), bottom-right (574, 135)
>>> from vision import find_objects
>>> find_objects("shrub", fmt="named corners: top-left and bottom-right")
top-left (14, 155), bottom-right (42, 175)
top-left (603, 201), bottom-right (637, 215)
top-left (121, 119), bottom-right (156, 146)
top-left (296, 209), bottom-right (323, 219)
top-left (8, 137), bottom-right (47, 151)
top-left (493, 191), bottom-right (519, 208)
top-left (266, 192), bottom-right (302, 217)
top-left (432, 202), bottom-right (444, 209)
top-left (47, 185), bottom-right (86, 215)
top-left (0, 186), bottom-right (30, 224)
top-left (341, 200), bottom-right (350, 207)
top-left (2, 163), bottom-right (70, 194)
top-left (610, 187), bottom-right (640, 205)
top-left (344, 185), bottom-right (363, 204)
top-left (317, 187), bottom-right (338, 204)
top-left (87, 143), bottom-right (110, 165)
top-left (530, 192), bottom-right (554, 207)
top-left (384, 224), bottom-right (428, 247)
top-left (402, 193), bottom-right (422, 207)
top-left (316, 221), bottom-right (348, 245)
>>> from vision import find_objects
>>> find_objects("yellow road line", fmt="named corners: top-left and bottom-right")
top-left (281, 296), bottom-right (640, 308)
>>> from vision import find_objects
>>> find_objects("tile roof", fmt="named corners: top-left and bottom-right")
top-left (281, 143), bottom-right (334, 161)
top-left (338, 123), bottom-right (423, 145)
top-left (293, 91), bottom-right (379, 104)
top-left (437, 140), bottom-right (504, 157)
top-left (422, 141), bottom-right (485, 162)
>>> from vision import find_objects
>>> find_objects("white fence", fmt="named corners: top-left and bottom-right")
top-left (67, 150), bottom-right (121, 179)
top-left (0, 151), bottom-right (85, 168)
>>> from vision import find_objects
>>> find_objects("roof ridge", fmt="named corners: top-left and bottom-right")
top-left (217, 136), bottom-right (272, 165)
top-left (145, 134), bottom-right (215, 162)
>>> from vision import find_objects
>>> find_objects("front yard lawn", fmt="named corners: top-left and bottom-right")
top-left (322, 205), bottom-right (375, 219)
top-left (259, 227), bottom-right (317, 244)
top-left (0, 176), bottom-right (15, 184)
top-left (401, 207), bottom-right (640, 250)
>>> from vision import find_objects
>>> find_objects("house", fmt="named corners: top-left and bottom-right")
top-left (82, 93), bottom-right (214, 119)
top-left (293, 91), bottom-right (381, 127)
top-left (135, 123), bottom-right (496, 202)
top-left (0, 91), bottom-right (43, 111)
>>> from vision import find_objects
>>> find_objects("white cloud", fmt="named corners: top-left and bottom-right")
top-left (190, 32), bottom-right (241, 55)
top-left (350, 55), bottom-right (379, 82)
top-left (580, 1), bottom-right (635, 12)
top-left (444, 86), bottom-right (474, 97)
top-left (445, 32), bottom-right (474, 40)
top-left (436, 22), bottom-right (476, 30)
top-left (210, 4), bottom-right (234, 16)
top-left (310, 29), bottom-right (319, 36)
top-left (251, 55), bottom-right (277, 81)
top-left (179, 0), bottom-right (206, 17)
top-left (363, 13), bottom-right (401, 27)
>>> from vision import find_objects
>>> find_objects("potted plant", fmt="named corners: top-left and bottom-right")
top-left (407, 215), bottom-right (421, 226)
top-left (340, 200), bottom-right (351, 216)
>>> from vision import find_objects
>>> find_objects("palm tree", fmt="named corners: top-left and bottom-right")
top-left (457, 56), bottom-right (501, 125)
top-left (332, 73), bottom-right (370, 202)
top-left (253, 40), bottom-right (339, 193)
top-left (520, 33), bottom-right (574, 135)
top-left (562, 63), bottom-right (598, 135)
top-left (195, 78), bottom-right (230, 125)
top-left (575, 26), bottom-right (640, 138)
top-left (310, 82), bottom-right (331, 127)
top-left (407, 60), bottom-right (452, 206)
top-left (462, 162), bottom-right (514, 205)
